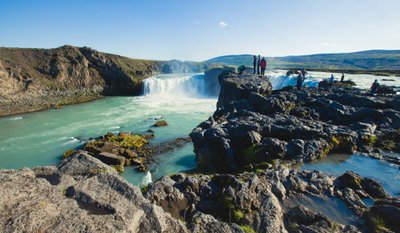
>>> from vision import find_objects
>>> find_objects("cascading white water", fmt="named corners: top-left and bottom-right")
top-left (143, 71), bottom-right (399, 98)
top-left (143, 73), bottom-right (208, 97)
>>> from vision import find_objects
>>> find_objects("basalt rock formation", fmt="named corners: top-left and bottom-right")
top-left (190, 72), bottom-right (400, 172)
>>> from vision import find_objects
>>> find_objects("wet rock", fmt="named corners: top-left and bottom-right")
top-left (338, 171), bottom-right (363, 190)
top-left (337, 171), bottom-right (388, 200)
top-left (154, 120), bottom-right (168, 127)
top-left (361, 177), bottom-right (388, 199)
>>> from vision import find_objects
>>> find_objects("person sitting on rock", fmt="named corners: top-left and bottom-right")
top-left (260, 57), bottom-right (267, 76)
top-left (370, 79), bottom-right (380, 95)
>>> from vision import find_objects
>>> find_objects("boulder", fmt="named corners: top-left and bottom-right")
top-left (93, 152), bottom-right (126, 166)
top-left (154, 120), bottom-right (168, 127)
top-left (0, 152), bottom-right (187, 232)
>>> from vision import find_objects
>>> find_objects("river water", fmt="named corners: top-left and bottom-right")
top-left (0, 71), bottom-right (398, 186)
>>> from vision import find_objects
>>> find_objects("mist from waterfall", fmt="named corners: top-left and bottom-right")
top-left (143, 73), bottom-right (210, 98)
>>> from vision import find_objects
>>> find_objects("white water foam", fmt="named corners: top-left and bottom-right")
top-left (141, 171), bottom-right (153, 185)
top-left (8, 116), bottom-right (23, 121)
top-left (143, 73), bottom-right (209, 98)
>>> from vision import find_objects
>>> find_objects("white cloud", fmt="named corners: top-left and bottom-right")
top-left (218, 21), bottom-right (227, 28)
top-left (318, 42), bottom-right (339, 47)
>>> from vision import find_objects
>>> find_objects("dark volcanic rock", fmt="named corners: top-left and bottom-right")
top-left (203, 66), bottom-right (236, 96)
top-left (191, 72), bottom-right (400, 172)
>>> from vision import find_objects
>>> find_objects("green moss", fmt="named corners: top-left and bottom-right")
top-left (222, 195), bottom-right (236, 211)
top-left (380, 139), bottom-right (396, 150)
top-left (362, 134), bottom-right (377, 147)
top-left (232, 209), bottom-right (245, 222)
top-left (112, 165), bottom-right (124, 174)
top-left (369, 215), bottom-right (389, 232)
top-left (62, 149), bottom-right (77, 159)
top-left (255, 169), bottom-right (264, 174)
top-left (119, 135), bottom-right (148, 149)
top-left (240, 225), bottom-right (255, 233)
top-left (330, 136), bottom-right (356, 154)
top-left (243, 145), bottom-right (263, 164)
top-left (140, 184), bottom-right (149, 193)
top-left (89, 168), bottom-right (110, 175)
top-left (286, 102), bottom-right (296, 112)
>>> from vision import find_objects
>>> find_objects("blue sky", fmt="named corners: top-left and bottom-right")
top-left (0, 0), bottom-right (399, 61)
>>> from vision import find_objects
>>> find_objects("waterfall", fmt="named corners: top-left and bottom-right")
top-left (142, 72), bottom-right (321, 98)
top-left (143, 73), bottom-right (209, 97)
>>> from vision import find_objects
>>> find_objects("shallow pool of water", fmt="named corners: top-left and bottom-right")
top-left (300, 153), bottom-right (400, 197)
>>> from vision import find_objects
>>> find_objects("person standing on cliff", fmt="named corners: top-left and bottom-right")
top-left (297, 72), bottom-right (304, 90)
top-left (253, 55), bottom-right (257, 74)
top-left (257, 55), bottom-right (261, 75)
top-left (260, 57), bottom-right (267, 76)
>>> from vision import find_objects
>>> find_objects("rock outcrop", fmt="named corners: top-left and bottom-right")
top-left (0, 152), bottom-right (187, 232)
top-left (0, 45), bottom-right (160, 116)
top-left (203, 66), bottom-right (236, 96)
top-left (143, 167), bottom-right (382, 233)
top-left (191, 72), bottom-right (400, 172)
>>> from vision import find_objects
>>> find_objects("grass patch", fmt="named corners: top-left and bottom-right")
top-left (240, 225), bottom-right (255, 233)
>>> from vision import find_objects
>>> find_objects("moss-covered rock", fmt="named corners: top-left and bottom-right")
top-left (62, 149), bottom-right (77, 159)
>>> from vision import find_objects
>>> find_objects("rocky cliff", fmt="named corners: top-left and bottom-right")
top-left (0, 45), bottom-right (162, 116)
top-left (0, 45), bottom-right (205, 117)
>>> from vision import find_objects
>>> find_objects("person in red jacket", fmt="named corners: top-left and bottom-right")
top-left (260, 57), bottom-right (267, 75)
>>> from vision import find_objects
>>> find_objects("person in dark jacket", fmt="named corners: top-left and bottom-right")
top-left (340, 73), bottom-right (345, 82)
top-left (257, 55), bottom-right (261, 75)
top-left (260, 57), bottom-right (267, 75)
top-left (297, 73), bottom-right (304, 90)
top-left (253, 55), bottom-right (257, 74)
top-left (370, 79), bottom-right (380, 94)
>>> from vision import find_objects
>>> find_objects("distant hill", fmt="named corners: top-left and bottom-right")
top-left (205, 50), bottom-right (400, 71)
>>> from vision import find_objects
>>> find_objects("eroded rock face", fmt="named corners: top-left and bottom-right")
top-left (0, 153), bottom-right (187, 233)
top-left (0, 46), bottom-right (160, 117)
top-left (191, 73), bottom-right (400, 172)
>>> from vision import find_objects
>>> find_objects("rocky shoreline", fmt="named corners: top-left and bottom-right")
top-left (1, 71), bottom-right (399, 232)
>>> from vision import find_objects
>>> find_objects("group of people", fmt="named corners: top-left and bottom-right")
top-left (253, 55), bottom-right (267, 75)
